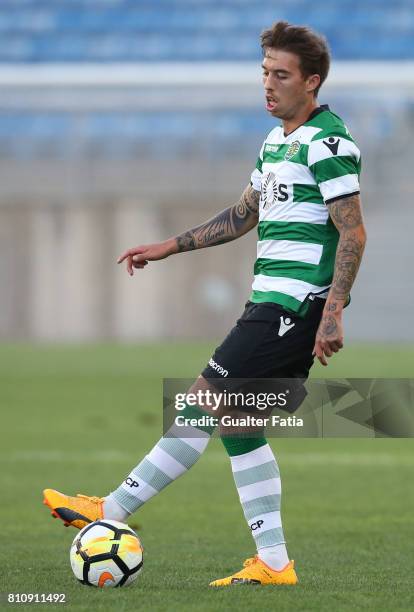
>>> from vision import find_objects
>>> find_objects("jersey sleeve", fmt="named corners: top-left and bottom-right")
top-left (308, 130), bottom-right (361, 204)
top-left (250, 140), bottom-right (266, 192)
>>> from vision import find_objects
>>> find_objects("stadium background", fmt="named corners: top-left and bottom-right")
top-left (1, 2), bottom-right (413, 611)
top-left (0, 0), bottom-right (413, 342)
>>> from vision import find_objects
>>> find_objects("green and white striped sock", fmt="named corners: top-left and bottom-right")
top-left (107, 405), bottom-right (214, 517)
top-left (222, 437), bottom-right (290, 571)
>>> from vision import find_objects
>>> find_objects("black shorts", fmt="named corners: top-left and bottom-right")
top-left (202, 297), bottom-right (325, 387)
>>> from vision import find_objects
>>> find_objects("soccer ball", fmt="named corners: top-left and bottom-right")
top-left (70, 519), bottom-right (143, 587)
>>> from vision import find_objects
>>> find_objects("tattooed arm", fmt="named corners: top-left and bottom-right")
top-left (117, 184), bottom-right (260, 275)
top-left (313, 193), bottom-right (367, 366)
top-left (175, 184), bottom-right (260, 252)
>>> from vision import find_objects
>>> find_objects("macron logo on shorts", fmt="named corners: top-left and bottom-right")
top-left (208, 358), bottom-right (229, 377)
top-left (278, 316), bottom-right (295, 337)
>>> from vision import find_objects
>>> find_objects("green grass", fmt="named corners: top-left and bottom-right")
top-left (1, 343), bottom-right (414, 611)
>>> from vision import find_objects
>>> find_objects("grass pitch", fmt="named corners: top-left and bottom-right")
top-left (1, 343), bottom-right (413, 611)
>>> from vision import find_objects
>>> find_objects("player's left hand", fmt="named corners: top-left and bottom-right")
top-left (312, 312), bottom-right (344, 366)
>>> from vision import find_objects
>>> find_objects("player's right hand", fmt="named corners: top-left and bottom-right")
top-left (117, 239), bottom-right (177, 276)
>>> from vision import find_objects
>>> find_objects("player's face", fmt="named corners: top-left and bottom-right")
top-left (262, 49), bottom-right (317, 120)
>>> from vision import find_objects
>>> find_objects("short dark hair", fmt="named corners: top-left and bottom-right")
top-left (261, 21), bottom-right (330, 97)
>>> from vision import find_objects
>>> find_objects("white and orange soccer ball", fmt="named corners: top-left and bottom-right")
top-left (70, 519), bottom-right (143, 587)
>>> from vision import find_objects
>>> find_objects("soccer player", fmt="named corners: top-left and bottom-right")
top-left (43, 22), bottom-right (366, 586)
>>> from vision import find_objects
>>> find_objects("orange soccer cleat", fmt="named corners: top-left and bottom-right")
top-left (209, 555), bottom-right (298, 587)
top-left (43, 488), bottom-right (104, 530)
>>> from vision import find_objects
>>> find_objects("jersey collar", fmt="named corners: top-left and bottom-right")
top-left (307, 104), bottom-right (330, 121)
top-left (283, 104), bottom-right (330, 137)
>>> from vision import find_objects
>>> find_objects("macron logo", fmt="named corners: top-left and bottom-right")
top-left (278, 316), bottom-right (295, 337)
top-left (209, 358), bottom-right (229, 377)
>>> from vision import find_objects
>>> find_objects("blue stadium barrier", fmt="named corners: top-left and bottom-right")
top-left (0, 1), bottom-right (412, 159)
top-left (0, 0), bottom-right (413, 62)
top-left (0, 98), bottom-right (408, 161)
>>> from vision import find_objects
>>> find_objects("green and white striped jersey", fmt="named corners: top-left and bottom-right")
top-left (250, 105), bottom-right (361, 315)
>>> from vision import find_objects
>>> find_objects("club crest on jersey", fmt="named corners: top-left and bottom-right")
top-left (260, 172), bottom-right (288, 209)
top-left (284, 140), bottom-right (301, 160)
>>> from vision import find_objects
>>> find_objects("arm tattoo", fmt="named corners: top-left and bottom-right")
top-left (176, 231), bottom-right (196, 252)
top-left (327, 194), bottom-right (366, 302)
top-left (175, 184), bottom-right (260, 252)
